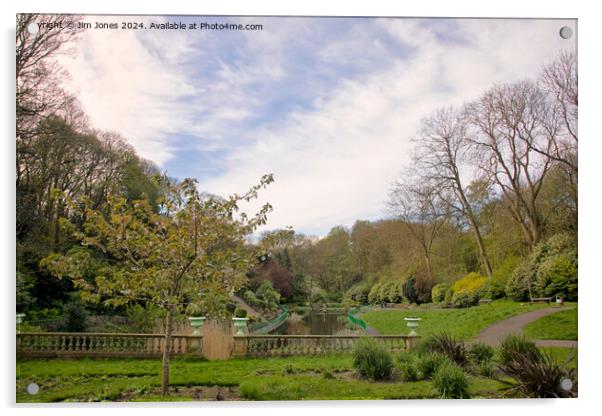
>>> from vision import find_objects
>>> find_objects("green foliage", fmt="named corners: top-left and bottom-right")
top-left (417, 353), bottom-right (451, 379)
top-left (234, 307), bottom-right (248, 318)
top-left (345, 283), bottom-right (370, 305)
top-left (451, 291), bottom-right (479, 308)
top-left (490, 255), bottom-right (522, 299)
top-left (450, 272), bottom-right (487, 303)
top-left (499, 334), bottom-right (539, 367)
top-left (505, 233), bottom-right (577, 302)
top-left (498, 343), bottom-right (577, 398)
top-left (535, 253), bottom-right (577, 301)
top-left (423, 332), bottom-right (468, 367)
top-left (505, 260), bottom-right (532, 301)
top-left (468, 342), bottom-right (494, 365)
top-left (432, 363), bottom-right (470, 399)
top-left (61, 300), bottom-right (88, 332)
top-left (125, 303), bottom-right (166, 333)
top-left (352, 338), bottom-right (393, 381)
top-left (368, 283), bottom-right (382, 304)
top-left (399, 357), bottom-right (421, 381)
top-left (431, 283), bottom-right (449, 303)
top-left (402, 275), bottom-right (419, 304)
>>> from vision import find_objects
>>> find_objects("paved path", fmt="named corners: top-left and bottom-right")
top-left (230, 295), bottom-right (260, 316)
top-left (477, 306), bottom-right (577, 348)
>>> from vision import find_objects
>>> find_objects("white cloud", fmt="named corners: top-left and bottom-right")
top-left (58, 17), bottom-right (576, 236)
top-left (195, 18), bottom-right (576, 236)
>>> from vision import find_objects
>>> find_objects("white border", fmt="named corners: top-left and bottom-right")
top-left (3, 1), bottom-right (601, 415)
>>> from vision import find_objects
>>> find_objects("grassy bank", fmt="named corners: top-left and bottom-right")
top-left (361, 300), bottom-right (561, 339)
top-left (523, 308), bottom-right (578, 341)
top-left (17, 354), bottom-right (506, 402)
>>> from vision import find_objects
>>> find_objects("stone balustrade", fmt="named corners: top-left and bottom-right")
top-left (233, 334), bottom-right (419, 357)
top-left (17, 332), bottom-right (203, 358)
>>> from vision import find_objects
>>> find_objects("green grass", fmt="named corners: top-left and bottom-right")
top-left (16, 355), bottom-right (505, 402)
top-left (361, 300), bottom-right (559, 339)
top-left (523, 308), bottom-right (577, 341)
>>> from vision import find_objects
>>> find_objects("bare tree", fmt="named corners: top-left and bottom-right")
top-left (16, 13), bottom-right (83, 137)
top-left (465, 81), bottom-right (554, 251)
top-left (538, 51), bottom-right (578, 209)
top-left (412, 107), bottom-right (494, 277)
top-left (388, 176), bottom-right (446, 278)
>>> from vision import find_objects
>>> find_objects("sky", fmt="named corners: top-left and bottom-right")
top-left (59, 16), bottom-right (577, 237)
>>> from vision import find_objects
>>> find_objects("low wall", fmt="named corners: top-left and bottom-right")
top-left (17, 332), bottom-right (203, 359)
top-left (232, 334), bottom-right (419, 357)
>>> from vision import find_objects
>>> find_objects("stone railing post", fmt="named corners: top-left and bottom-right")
top-left (405, 335), bottom-right (420, 350)
top-left (232, 335), bottom-right (248, 358)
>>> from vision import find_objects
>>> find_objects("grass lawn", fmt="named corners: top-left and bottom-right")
top-left (16, 355), bottom-right (505, 402)
top-left (523, 307), bottom-right (578, 341)
top-left (361, 300), bottom-right (562, 339)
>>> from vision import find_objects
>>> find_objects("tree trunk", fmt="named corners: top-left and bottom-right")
top-left (161, 307), bottom-right (174, 396)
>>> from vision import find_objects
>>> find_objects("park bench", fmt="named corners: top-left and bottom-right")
top-left (479, 298), bottom-right (492, 305)
top-left (530, 297), bottom-right (553, 304)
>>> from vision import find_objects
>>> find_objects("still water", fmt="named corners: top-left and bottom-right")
top-left (281, 311), bottom-right (347, 335)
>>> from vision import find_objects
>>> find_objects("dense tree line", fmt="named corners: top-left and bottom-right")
top-left (16, 14), bottom-right (163, 316)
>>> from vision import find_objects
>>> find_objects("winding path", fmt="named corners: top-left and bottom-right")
top-left (477, 306), bottom-right (577, 348)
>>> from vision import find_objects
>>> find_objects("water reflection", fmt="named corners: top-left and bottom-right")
top-left (281, 311), bottom-right (347, 335)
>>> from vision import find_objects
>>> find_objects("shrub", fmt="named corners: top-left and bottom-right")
top-left (402, 275), bottom-right (419, 304)
top-left (478, 361), bottom-right (496, 378)
top-left (368, 283), bottom-right (382, 304)
top-left (490, 255), bottom-right (522, 299)
top-left (498, 345), bottom-right (577, 397)
top-left (535, 252), bottom-right (578, 301)
top-left (499, 334), bottom-right (539, 367)
top-left (468, 342), bottom-right (495, 364)
top-left (234, 307), bottom-right (248, 318)
top-left (451, 291), bottom-right (479, 308)
top-left (425, 332), bottom-right (468, 367)
top-left (505, 260), bottom-right (533, 301)
top-left (345, 283), bottom-right (370, 305)
top-left (399, 357), bottom-right (421, 381)
top-left (388, 280), bottom-right (405, 303)
top-left (432, 363), bottom-right (470, 399)
top-left (452, 272), bottom-right (487, 295)
top-left (62, 301), bottom-right (89, 332)
top-left (418, 353), bottom-right (451, 379)
top-left (225, 303), bottom-right (237, 314)
top-left (431, 283), bottom-right (449, 303)
top-left (352, 338), bottom-right (393, 381)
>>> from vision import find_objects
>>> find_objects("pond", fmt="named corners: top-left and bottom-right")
top-left (280, 311), bottom-right (348, 335)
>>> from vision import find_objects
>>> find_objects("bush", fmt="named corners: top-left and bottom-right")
top-left (62, 301), bottom-right (89, 332)
top-left (499, 334), bottom-right (539, 367)
top-left (432, 363), bottom-right (470, 399)
top-left (431, 283), bottom-right (449, 303)
top-left (535, 253), bottom-right (577, 301)
top-left (402, 275), bottom-right (419, 304)
top-left (506, 233), bottom-right (578, 302)
top-left (490, 255), bottom-right (522, 299)
top-left (498, 344), bottom-right (576, 397)
top-left (234, 307), bottom-right (248, 318)
top-left (399, 357), bottom-right (421, 381)
top-left (418, 353), bottom-right (451, 379)
top-left (352, 338), bottom-right (393, 381)
top-left (451, 291), bottom-right (479, 308)
top-left (468, 342), bottom-right (495, 364)
top-left (505, 260), bottom-right (533, 301)
top-left (424, 332), bottom-right (468, 367)
top-left (368, 283), bottom-right (382, 304)
top-left (388, 280), bottom-right (405, 303)
top-left (477, 361), bottom-right (496, 378)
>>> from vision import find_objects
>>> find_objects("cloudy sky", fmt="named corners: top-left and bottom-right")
top-left (60, 16), bottom-right (576, 236)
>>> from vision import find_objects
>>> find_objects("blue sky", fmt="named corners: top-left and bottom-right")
top-left (62, 16), bottom-right (576, 236)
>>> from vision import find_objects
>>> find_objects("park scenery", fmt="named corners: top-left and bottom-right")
top-left (16, 14), bottom-right (577, 402)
